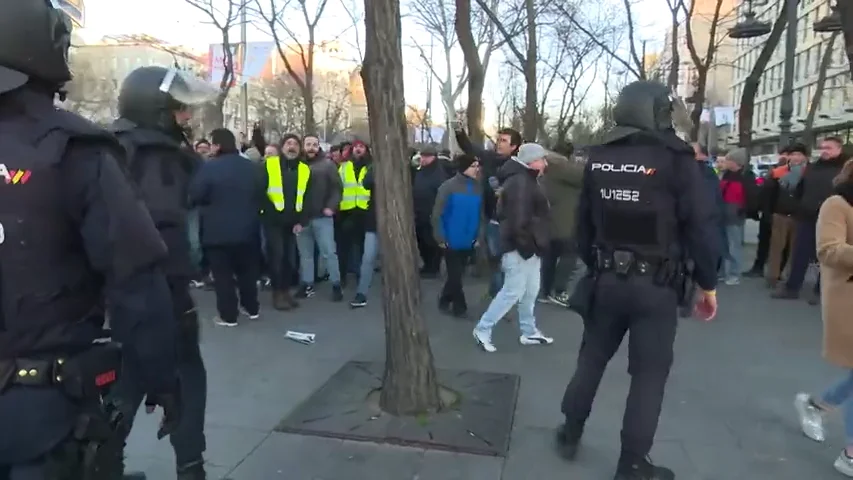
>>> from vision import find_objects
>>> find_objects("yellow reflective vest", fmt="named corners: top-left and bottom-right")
top-left (338, 160), bottom-right (370, 211)
top-left (265, 156), bottom-right (311, 212)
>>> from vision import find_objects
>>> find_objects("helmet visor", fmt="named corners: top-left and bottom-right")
top-left (159, 67), bottom-right (220, 106)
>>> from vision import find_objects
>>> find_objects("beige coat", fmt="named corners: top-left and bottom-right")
top-left (816, 194), bottom-right (853, 368)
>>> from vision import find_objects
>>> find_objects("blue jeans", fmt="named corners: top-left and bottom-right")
top-left (295, 216), bottom-right (341, 285)
top-left (187, 209), bottom-right (203, 272)
top-left (357, 231), bottom-right (379, 295)
top-left (786, 219), bottom-right (818, 292)
top-left (485, 221), bottom-right (504, 296)
top-left (474, 251), bottom-right (541, 337)
top-left (724, 221), bottom-right (745, 279)
top-left (821, 371), bottom-right (853, 444)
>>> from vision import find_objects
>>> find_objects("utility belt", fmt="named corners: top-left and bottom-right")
top-left (0, 342), bottom-right (121, 400)
top-left (594, 249), bottom-right (681, 287)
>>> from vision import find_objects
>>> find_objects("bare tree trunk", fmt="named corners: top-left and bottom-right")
top-left (362, 0), bottom-right (441, 416)
top-left (689, 69), bottom-right (708, 141)
top-left (667, 15), bottom-right (679, 90)
top-left (803, 31), bottom-right (840, 144)
top-left (455, 0), bottom-right (485, 145)
top-left (839, 1), bottom-right (853, 80)
top-left (737, 4), bottom-right (789, 148)
top-left (522, 0), bottom-right (537, 141)
top-left (303, 85), bottom-right (317, 134)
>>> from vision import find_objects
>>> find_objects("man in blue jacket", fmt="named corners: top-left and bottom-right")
top-left (432, 154), bottom-right (484, 318)
top-left (189, 128), bottom-right (266, 326)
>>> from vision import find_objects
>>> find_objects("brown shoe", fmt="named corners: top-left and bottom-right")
top-left (272, 290), bottom-right (291, 311)
top-left (282, 289), bottom-right (300, 309)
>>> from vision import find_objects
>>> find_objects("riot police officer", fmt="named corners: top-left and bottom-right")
top-left (556, 80), bottom-right (720, 480)
top-left (106, 65), bottom-right (218, 480)
top-left (0, 1), bottom-right (182, 479)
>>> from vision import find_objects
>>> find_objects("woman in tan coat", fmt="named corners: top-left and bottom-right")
top-left (794, 158), bottom-right (853, 477)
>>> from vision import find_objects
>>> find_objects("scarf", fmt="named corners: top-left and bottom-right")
top-left (779, 163), bottom-right (805, 191)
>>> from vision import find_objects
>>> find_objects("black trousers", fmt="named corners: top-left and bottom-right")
top-left (561, 273), bottom-right (677, 460)
top-left (415, 220), bottom-right (442, 274)
top-left (206, 243), bottom-right (260, 322)
top-left (752, 212), bottom-right (773, 270)
top-left (336, 211), bottom-right (365, 279)
top-left (115, 277), bottom-right (207, 468)
top-left (541, 238), bottom-right (578, 295)
top-left (440, 249), bottom-right (472, 314)
top-left (265, 223), bottom-right (296, 291)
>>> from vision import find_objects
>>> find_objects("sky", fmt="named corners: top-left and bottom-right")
top-left (79, 0), bottom-right (667, 129)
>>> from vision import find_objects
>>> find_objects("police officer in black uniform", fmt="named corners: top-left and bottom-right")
top-left (555, 80), bottom-right (719, 480)
top-left (0, 1), bottom-right (182, 479)
top-left (108, 66), bottom-right (217, 480)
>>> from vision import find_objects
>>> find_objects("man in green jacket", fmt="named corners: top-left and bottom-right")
top-left (540, 144), bottom-right (584, 306)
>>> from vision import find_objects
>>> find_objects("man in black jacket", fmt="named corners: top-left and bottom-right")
top-left (472, 143), bottom-right (554, 353)
top-left (189, 128), bottom-right (265, 326)
top-left (773, 137), bottom-right (847, 302)
top-left (109, 65), bottom-right (214, 480)
top-left (455, 126), bottom-right (522, 295)
top-left (413, 146), bottom-right (451, 277)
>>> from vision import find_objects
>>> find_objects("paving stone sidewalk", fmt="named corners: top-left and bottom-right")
top-left (125, 270), bottom-right (834, 480)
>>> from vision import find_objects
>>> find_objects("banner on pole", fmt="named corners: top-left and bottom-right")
top-left (207, 42), bottom-right (275, 86)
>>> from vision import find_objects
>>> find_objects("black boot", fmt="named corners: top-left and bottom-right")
top-left (123, 473), bottom-right (147, 480)
top-left (614, 456), bottom-right (675, 480)
top-left (555, 422), bottom-right (582, 460)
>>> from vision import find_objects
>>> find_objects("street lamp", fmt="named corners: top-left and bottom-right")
top-left (729, 0), bottom-right (803, 147)
top-left (814, 2), bottom-right (842, 33)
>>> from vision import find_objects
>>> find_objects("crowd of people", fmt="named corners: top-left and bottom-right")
top-left (183, 124), bottom-right (586, 347)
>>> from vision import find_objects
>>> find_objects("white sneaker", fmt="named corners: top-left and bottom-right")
top-left (240, 307), bottom-right (260, 320)
top-left (473, 329), bottom-right (497, 353)
top-left (835, 450), bottom-right (853, 477)
top-left (214, 316), bottom-right (238, 327)
top-left (519, 331), bottom-right (554, 346)
top-left (724, 276), bottom-right (740, 286)
top-left (794, 392), bottom-right (826, 442)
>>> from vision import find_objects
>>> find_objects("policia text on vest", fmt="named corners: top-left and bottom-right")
top-left (265, 156), bottom-right (311, 212)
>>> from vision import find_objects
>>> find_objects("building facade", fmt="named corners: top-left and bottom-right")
top-left (730, 0), bottom-right (852, 153)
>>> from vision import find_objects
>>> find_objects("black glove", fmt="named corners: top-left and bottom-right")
top-left (144, 382), bottom-right (182, 440)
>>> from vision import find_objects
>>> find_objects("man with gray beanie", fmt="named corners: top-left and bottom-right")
top-left (718, 147), bottom-right (754, 285)
top-left (473, 143), bottom-right (554, 353)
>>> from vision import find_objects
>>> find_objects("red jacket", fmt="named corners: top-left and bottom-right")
top-left (720, 171), bottom-right (746, 208)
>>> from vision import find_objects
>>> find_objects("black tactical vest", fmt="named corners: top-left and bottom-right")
top-left (0, 107), bottom-right (118, 359)
top-left (586, 142), bottom-right (679, 260)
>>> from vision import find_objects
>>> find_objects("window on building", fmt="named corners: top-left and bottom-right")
top-left (771, 96), bottom-right (777, 122)
top-left (804, 48), bottom-right (811, 78)
top-left (795, 89), bottom-right (802, 117)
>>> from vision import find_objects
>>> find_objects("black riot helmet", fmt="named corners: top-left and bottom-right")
top-left (118, 65), bottom-right (219, 134)
top-left (0, 0), bottom-right (74, 94)
top-left (611, 80), bottom-right (675, 132)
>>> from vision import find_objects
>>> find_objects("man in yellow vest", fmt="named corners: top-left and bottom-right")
top-left (261, 133), bottom-right (303, 310)
top-left (335, 139), bottom-right (373, 286)
top-left (293, 134), bottom-right (344, 301)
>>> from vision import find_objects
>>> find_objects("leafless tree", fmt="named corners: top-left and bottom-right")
top-left (839, 2), bottom-right (853, 79)
top-left (475, 0), bottom-right (541, 140)
top-left (253, 0), bottom-right (335, 133)
top-left (560, 0), bottom-right (647, 80)
top-left (362, 0), bottom-right (441, 415)
top-left (184, 0), bottom-right (245, 129)
top-left (545, 36), bottom-right (597, 147)
top-left (664, 0), bottom-right (680, 90)
top-left (65, 54), bottom-right (119, 124)
top-left (408, 0), bottom-right (499, 150)
top-left (803, 31), bottom-right (842, 144)
top-left (680, 0), bottom-right (729, 140)
top-left (736, 3), bottom-right (789, 147)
